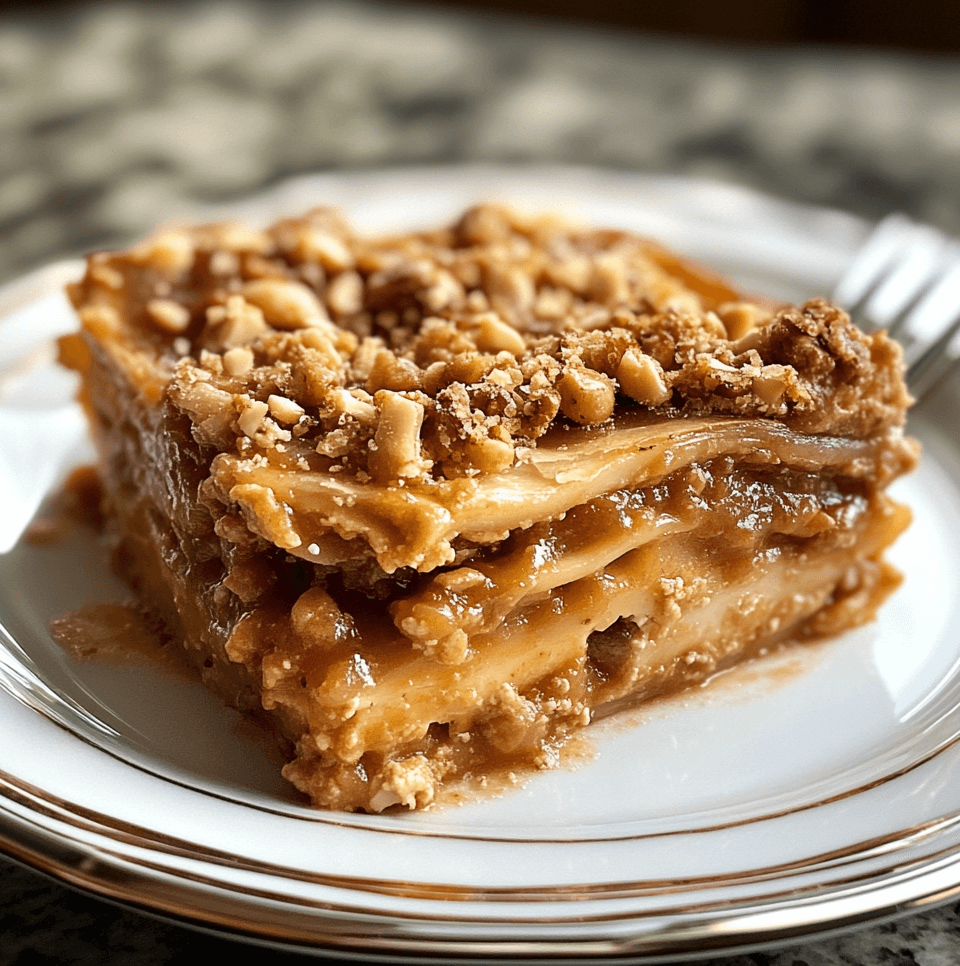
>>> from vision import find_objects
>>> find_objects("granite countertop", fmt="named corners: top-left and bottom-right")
top-left (2, 1), bottom-right (960, 963)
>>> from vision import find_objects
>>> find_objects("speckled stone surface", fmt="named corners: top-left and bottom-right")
top-left (2, 1), bottom-right (960, 963)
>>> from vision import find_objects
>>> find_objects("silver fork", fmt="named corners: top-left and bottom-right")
top-left (833, 213), bottom-right (960, 405)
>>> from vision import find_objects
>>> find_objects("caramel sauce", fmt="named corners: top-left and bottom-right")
top-left (24, 464), bottom-right (103, 545)
top-left (641, 243), bottom-right (741, 308)
top-left (49, 601), bottom-right (191, 677)
top-left (436, 730), bottom-right (597, 810)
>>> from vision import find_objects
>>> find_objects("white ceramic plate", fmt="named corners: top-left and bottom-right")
top-left (1, 166), bottom-right (959, 963)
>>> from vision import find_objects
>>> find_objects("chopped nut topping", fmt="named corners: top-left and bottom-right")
top-left (147, 298), bottom-right (191, 334)
top-left (326, 270), bottom-right (365, 316)
top-left (368, 391), bottom-right (432, 484)
top-left (240, 279), bottom-right (330, 331)
top-left (475, 313), bottom-right (527, 356)
top-left (209, 250), bottom-right (241, 277)
top-left (207, 295), bottom-right (269, 348)
top-left (89, 260), bottom-right (124, 291)
top-left (68, 204), bottom-right (912, 487)
top-left (238, 398), bottom-right (269, 438)
top-left (127, 230), bottom-right (196, 275)
top-left (267, 393), bottom-right (306, 424)
top-left (223, 346), bottom-right (254, 376)
top-left (617, 348), bottom-right (671, 406)
top-left (558, 365), bottom-right (616, 425)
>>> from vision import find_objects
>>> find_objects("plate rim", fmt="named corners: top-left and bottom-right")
top-left (1, 163), bottom-right (959, 961)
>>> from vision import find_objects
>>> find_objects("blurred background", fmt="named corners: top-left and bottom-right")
top-left (421, 0), bottom-right (960, 51)
top-left (0, 0), bottom-right (958, 286)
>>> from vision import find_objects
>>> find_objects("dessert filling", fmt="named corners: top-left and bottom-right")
top-left (63, 204), bottom-right (919, 811)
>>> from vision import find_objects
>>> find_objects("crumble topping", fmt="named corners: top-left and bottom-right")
top-left (67, 204), bottom-right (911, 489)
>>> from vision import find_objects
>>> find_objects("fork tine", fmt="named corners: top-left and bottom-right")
top-left (906, 312), bottom-right (960, 403)
top-left (833, 214), bottom-right (918, 323)
top-left (834, 212), bottom-right (960, 405)
top-left (865, 226), bottom-right (951, 334)
top-left (892, 256), bottom-right (960, 348)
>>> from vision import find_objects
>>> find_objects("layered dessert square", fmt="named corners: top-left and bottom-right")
top-left (64, 204), bottom-right (919, 811)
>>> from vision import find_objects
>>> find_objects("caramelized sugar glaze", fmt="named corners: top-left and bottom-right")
top-left (63, 205), bottom-right (918, 811)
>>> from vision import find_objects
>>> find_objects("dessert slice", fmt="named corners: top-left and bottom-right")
top-left (63, 204), bottom-right (918, 811)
